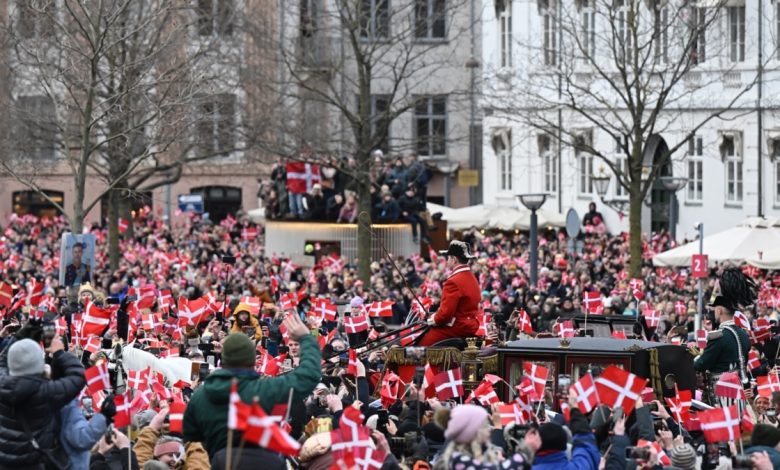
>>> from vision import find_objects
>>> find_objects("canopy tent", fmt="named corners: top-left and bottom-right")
top-left (652, 217), bottom-right (780, 267)
top-left (426, 203), bottom-right (566, 231)
top-left (745, 246), bottom-right (780, 270)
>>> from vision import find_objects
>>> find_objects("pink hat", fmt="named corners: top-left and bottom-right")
top-left (444, 405), bottom-right (489, 444)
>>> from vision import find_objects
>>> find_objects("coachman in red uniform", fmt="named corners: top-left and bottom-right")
top-left (416, 240), bottom-right (480, 346)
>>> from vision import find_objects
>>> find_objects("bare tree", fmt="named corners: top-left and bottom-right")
top-left (248, 0), bottom-right (474, 281)
top-left (0, 0), bottom-right (245, 267)
top-left (486, 0), bottom-right (769, 276)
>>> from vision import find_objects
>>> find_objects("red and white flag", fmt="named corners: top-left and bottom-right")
top-left (637, 440), bottom-right (671, 466)
top-left (516, 309), bottom-right (535, 335)
top-left (434, 368), bottom-right (464, 401)
top-left (346, 349), bottom-right (359, 376)
top-left (80, 302), bottom-right (113, 337)
top-left (582, 291), bottom-right (602, 314)
top-left (85, 362), bottom-right (111, 395)
top-left (256, 346), bottom-right (281, 377)
top-left (734, 311), bottom-right (751, 330)
top-left (285, 162), bottom-right (321, 194)
top-left (571, 373), bottom-right (600, 414)
top-left (714, 372), bottom-right (746, 400)
top-left (244, 402), bottom-right (301, 457)
top-left (279, 292), bottom-right (299, 311)
top-left (696, 330), bottom-right (707, 349)
top-left (228, 379), bottom-right (251, 431)
top-left (158, 289), bottom-right (174, 312)
top-left (83, 336), bottom-right (102, 354)
top-left (177, 296), bottom-right (211, 326)
top-left (497, 402), bottom-right (526, 426)
top-left (523, 363), bottom-right (548, 400)
top-left (113, 393), bottom-right (132, 428)
top-left (368, 301), bottom-right (394, 318)
top-left (469, 380), bottom-right (500, 406)
top-left (554, 320), bottom-right (575, 338)
top-left (330, 407), bottom-right (372, 456)
top-left (344, 314), bottom-right (369, 333)
top-left (757, 373), bottom-right (780, 398)
top-left (748, 349), bottom-right (761, 370)
top-left (127, 369), bottom-right (149, 391)
top-left (311, 298), bottom-right (338, 321)
top-left (665, 387), bottom-right (692, 423)
top-left (168, 401), bottom-right (186, 434)
top-left (238, 296), bottom-right (261, 315)
top-left (642, 309), bottom-right (661, 329)
top-left (241, 227), bottom-right (258, 241)
top-left (674, 301), bottom-right (686, 315)
top-left (118, 218), bottom-right (130, 234)
top-left (595, 366), bottom-right (647, 415)
top-left (380, 370), bottom-right (402, 408)
top-left (741, 406), bottom-right (755, 433)
top-left (699, 405), bottom-right (740, 443)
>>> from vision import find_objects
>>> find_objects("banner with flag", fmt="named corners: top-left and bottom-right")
top-left (285, 162), bottom-right (321, 195)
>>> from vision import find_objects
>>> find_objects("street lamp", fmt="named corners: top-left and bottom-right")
top-left (659, 176), bottom-right (688, 242)
top-left (515, 193), bottom-right (548, 288)
top-left (591, 167), bottom-right (630, 215)
top-left (435, 160), bottom-right (460, 207)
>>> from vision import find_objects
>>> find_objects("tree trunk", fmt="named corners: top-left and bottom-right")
top-left (356, 171), bottom-right (372, 283)
top-left (628, 161), bottom-right (643, 278)
top-left (107, 187), bottom-right (121, 270)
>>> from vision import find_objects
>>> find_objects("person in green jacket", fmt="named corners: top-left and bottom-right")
top-left (183, 313), bottom-right (321, 458)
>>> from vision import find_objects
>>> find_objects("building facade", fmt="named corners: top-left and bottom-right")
top-left (481, 0), bottom-right (780, 242)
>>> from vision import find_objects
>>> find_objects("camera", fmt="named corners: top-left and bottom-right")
top-left (625, 447), bottom-right (651, 460)
top-left (647, 402), bottom-right (658, 412)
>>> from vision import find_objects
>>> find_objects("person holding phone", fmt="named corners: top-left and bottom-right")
top-left (229, 303), bottom-right (262, 342)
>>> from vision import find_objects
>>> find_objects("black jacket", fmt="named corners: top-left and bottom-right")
top-left (0, 348), bottom-right (86, 466)
top-left (397, 194), bottom-right (420, 216)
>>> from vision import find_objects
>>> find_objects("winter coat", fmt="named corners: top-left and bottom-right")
top-left (604, 435), bottom-right (630, 470)
top-left (746, 445), bottom-right (780, 469)
top-left (397, 194), bottom-right (421, 216)
top-left (133, 427), bottom-right (209, 470)
top-left (0, 348), bottom-right (86, 466)
top-left (60, 399), bottom-right (108, 470)
top-left (375, 199), bottom-right (400, 222)
top-left (89, 448), bottom-right (138, 470)
top-left (183, 334), bottom-right (322, 457)
top-left (230, 315), bottom-right (263, 342)
top-left (531, 433), bottom-right (600, 470)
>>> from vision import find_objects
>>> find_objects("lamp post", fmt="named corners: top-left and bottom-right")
top-left (516, 193), bottom-right (548, 288)
top-left (659, 176), bottom-right (688, 243)
top-left (435, 160), bottom-right (460, 207)
top-left (591, 168), bottom-right (630, 215)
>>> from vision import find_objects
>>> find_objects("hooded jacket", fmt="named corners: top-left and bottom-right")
top-left (182, 334), bottom-right (321, 457)
top-left (0, 348), bottom-right (86, 466)
top-left (60, 398), bottom-right (108, 470)
top-left (230, 312), bottom-right (263, 342)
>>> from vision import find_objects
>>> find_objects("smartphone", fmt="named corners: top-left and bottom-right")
top-left (222, 255), bottom-right (237, 265)
top-left (191, 362), bottom-right (201, 381)
top-left (104, 424), bottom-right (113, 444)
top-left (207, 355), bottom-right (215, 367)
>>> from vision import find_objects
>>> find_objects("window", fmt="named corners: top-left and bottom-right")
top-left (197, 0), bottom-right (234, 37)
top-left (616, 0), bottom-right (633, 63)
top-left (686, 136), bottom-right (703, 203)
top-left (690, 7), bottom-right (706, 64)
top-left (498, 2), bottom-right (512, 67)
top-left (370, 95), bottom-right (391, 154)
top-left (196, 94), bottom-right (236, 157)
top-left (414, 95), bottom-right (447, 157)
top-left (415, 0), bottom-right (446, 39)
top-left (16, 95), bottom-right (56, 161)
top-left (721, 133), bottom-right (743, 203)
top-left (728, 6), bottom-right (745, 62)
top-left (654, 7), bottom-right (669, 65)
top-left (539, 134), bottom-right (557, 193)
top-left (581, 0), bottom-right (596, 58)
top-left (360, 0), bottom-right (390, 39)
top-left (776, 2), bottom-right (780, 59)
top-left (771, 139), bottom-right (780, 204)
top-left (775, 159), bottom-right (780, 205)
top-left (576, 132), bottom-right (593, 195)
top-left (542, 7), bottom-right (557, 66)
top-left (492, 129), bottom-right (512, 191)
top-left (614, 146), bottom-right (628, 198)
top-left (300, 0), bottom-right (328, 67)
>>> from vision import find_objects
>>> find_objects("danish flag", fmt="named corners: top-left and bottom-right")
top-left (279, 292), bottom-right (298, 311)
top-left (80, 302), bottom-right (113, 338)
top-left (127, 369), bottom-right (149, 391)
top-left (642, 309), bottom-right (661, 329)
top-left (129, 286), bottom-right (157, 309)
top-left (665, 386), bottom-right (692, 423)
top-left (433, 368), bottom-right (464, 400)
top-left (516, 309), bottom-right (535, 335)
top-left (582, 291), bottom-right (603, 314)
top-left (241, 227), bottom-right (258, 241)
top-left (141, 313), bottom-right (159, 331)
top-left (595, 366), bottom-right (647, 415)
top-left (238, 296), bottom-right (261, 315)
top-left (24, 279), bottom-right (44, 307)
top-left (83, 336), bottom-right (102, 354)
top-left (741, 406), bottom-right (755, 433)
top-left (469, 380), bottom-right (500, 406)
top-left (637, 440), bottom-right (671, 466)
top-left (346, 349), bottom-right (359, 376)
top-left (699, 405), bottom-right (740, 443)
top-left (696, 330), bottom-right (707, 349)
top-left (734, 311), bottom-right (751, 330)
top-left (177, 296), bottom-right (210, 326)
top-left (380, 370), bottom-right (402, 408)
top-left (85, 362), bottom-right (111, 395)
top-left (356, 447), bottom-right (387, 470)
top-left (421, 363), bottom-right (437, 399)
top-left (714, 372), bottom-right (746, 400)
top-left (752, 318), bottom-right (771, 344)
top-left (498, 403), bottom-right (526, 426)
top-left (129, 389), bottom-right (152, 414)
top-left (256, 346), bottom-right (280, 377)
top-left (674, 301), bottom-right (686, 315)
top-left (311, 298), bottom-right (338, 321)
top-left (368, 301), bottom-right (394, 318)
top-left (344, 314), bottom-right (369, 334)
top-left (168, 401), bottom-right (187, 434)
top-left (554, 320), bottom-right (575, 338)
top-left (158, 289), bottom-right (174, 312)
top-left (118, 218), bottom-right (130, 234)
top-left (228, 379), bottom-right (251, 431)
top-left (748, 349), bottom-right (761, 370)
top-left (113, 393), bottom-right (132, 428)
top-left (244, 402), bottom-right (301, 457)
top-left (0, 281), bottom-right (13, 309)
top-left (330, 407), bottom-right (373, 456)
top-left (571, 373), bottom-right (600, 414)
top-left (523, 363), bottom-right (548, 400)
top-left (757, 372), bottom-right (780, 397)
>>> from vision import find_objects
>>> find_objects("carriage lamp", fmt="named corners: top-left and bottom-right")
top-left (462, 337), bottom-right (481, 384)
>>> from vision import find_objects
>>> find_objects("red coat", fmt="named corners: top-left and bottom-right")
top-left (417, 265), bottom-right (480, 346)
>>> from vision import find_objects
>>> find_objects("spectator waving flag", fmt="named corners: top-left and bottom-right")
top-left (523, 363), bottom-right (548, 400)
top-left (433, 368), bottom-right (464, 401)
top-left (642, 308), bottom-right (661, 329)
top-left (498, 403), bottom-right (526, 426)
top-left (127, 369), bottom-right (149, 391)
top-left (85, 362), bottom-right (111, 395)
top-left (113, 393), bottom-right (132, 428)
top-left (177, 296), bottom-right (210, 326)
top-left (344, 314), bottom-right (369, 334)
top-left (595, 366), bottom-right (647, 415)
top-left (228, 379), bottom-right (251, 431)
top-left (734, 311), bottom-right (751, 330)
top-left (80, 302), bottom-right (113, 338)
top-left (469, 379), bottom-right (500, 406)
top-left (699, 405), bottom-right (740, 443)
top-left (244, 401), bottom-right (301, 457)
top-left (368, 300), bottom-right (394, 318)
top-left (665, 386), bottom-right (692, 423)
top-left (554, 320), bottom-right (575, 338)
top-left (582, 291), bottom-right (602, 314)
top-left (516, 309), bottom-right (535, 335)
top-left (285, 162), bottom-right (321, 195)
top-left (757, 372), bottom-right (780, 397)
top-left (748, 349), bottom-right (761, 370)
top-left (311, 298), bottom-right (338, 322)
top-left (714, 372), bottom-right (746, 400)
top-left (570, 373), bottom-right (600, 414)
top-left (168, 401), bottom-right (187, 434)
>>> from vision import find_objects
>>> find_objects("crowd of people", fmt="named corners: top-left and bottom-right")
top-left (263, 151), bottom-right (432, 243)
top-left (0, 199), bottom-right (777, 470)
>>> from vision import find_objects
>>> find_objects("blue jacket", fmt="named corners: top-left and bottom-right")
top-left (746, 445), bottom-right (780, 469)
top-left (532, 433), bottom-right (600, 470)
top-left (60, 399), bottom-right (107, 470)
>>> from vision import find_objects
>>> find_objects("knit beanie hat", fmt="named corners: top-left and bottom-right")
top-left (538, 422), bottom-right (568, 452)
top-left (8, 339), bottom-right (44, 377)
top-left (751, 423), bottom-right (780, 448)
top-left (350, 296), bottom-right (364, 308)
top-left (221, 333), bottom-right (256, 368)
top-left (444, 405), bottom-right (489, 444)
top-left (669, 444), bottom-right (697, 470)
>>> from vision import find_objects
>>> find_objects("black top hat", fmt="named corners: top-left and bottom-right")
top-left (708, 295), bottom-right (735, 311)
top-left (438, 240), bottom-right (475, 260)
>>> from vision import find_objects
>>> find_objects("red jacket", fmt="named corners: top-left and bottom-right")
top-left (432, 265), bottom-right (480, 333)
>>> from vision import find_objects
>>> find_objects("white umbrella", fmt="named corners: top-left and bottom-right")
top-left (745, 245), bottom-right (780, 270)
top-left (653, 217), bottom-right (780, 267)
top-left (427, 203), bottom-right (566, 231)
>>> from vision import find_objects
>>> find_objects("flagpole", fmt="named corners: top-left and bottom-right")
top-left (284, 388), bottom-right (294, 422)
top-left (127, 425), bottom-right (131, 470)
top-left (226, 427), bottom-right (234, 470)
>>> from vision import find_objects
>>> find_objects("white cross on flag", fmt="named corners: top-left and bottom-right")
top-left (127, 369), bottom-right (149, 390)
top-left (356, 447), bottom-right (387, 470)
top-left (177, 296), bottom-right (210, 327)
top-left (330, 407), bottom-right (373, 456)
top-left (84, 362), bottom-right (111, 395)
top-left (664, 386), bottom-right (692, 423)
top-left (228, 379), bottom-right (251, 431)
top-left (523, 363), bottom-right (549, 400)
top-left (700, 405), bottom-right (740, 443)
top-left (238, 296), bottom-right (261, 315)
top-left (714, 372), bottom-right (746, 400)
top-left (368, 301), bottom-right (394, 318)
top-left (244, 401), bottom-right (301, 457)
top-left (433, 368), bottom-right (464, 401)
top-left (595, 366), bottom-right (647, 415)
top-left (312, 298), bottom-right (338, 321)
top-left (748, 349), bottom-right (761, 370)
top-left (285, 162), bottom-right (321, 194)
top-left (757, 372), bottom-right (780, 398)
top-left (158, 289), bottom-right (174, 312)
top-left (554, 320), bottom-right (575, 338)
top-left (734, 311), bottom-right (751, 330)
top-left (344, 314), bottom-right (369, 333)
top-left (468, 379), bottom-right (500, 406)
top-left (168, 400), bottom-right (187, 434)
top-left (642, 308), bottom-right (661, 329)
top-left (582, 291), bottom-right (603, 314)
top-left (674, 301), bottom-right (686, 315)
top-left (279, 292), bottom-right (299, 311)
top-left (696, 330), bottom-right (708, 349)
top-left (516, 309), bottom-right (535, 335)
top-left (753, 318), bottom-right (771, 343)
top-left (497, 403), bottom-right (526, 426)
top-left (80, 301), bottom-right (113, 337)
top-left (570, 373), bottom-right (600, 414)
top-left (113, 393), bottom-right (132, 428)
top-left (83, 336), bottom-right (102, 354)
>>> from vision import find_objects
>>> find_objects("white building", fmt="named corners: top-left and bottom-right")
top-left (480, 0), bottom-right (780, 242)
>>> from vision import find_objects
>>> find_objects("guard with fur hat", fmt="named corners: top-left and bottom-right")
top-left (417, 240), bottom-right (481, 346)
top-left (229, 302), bottom-right (263, 342)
